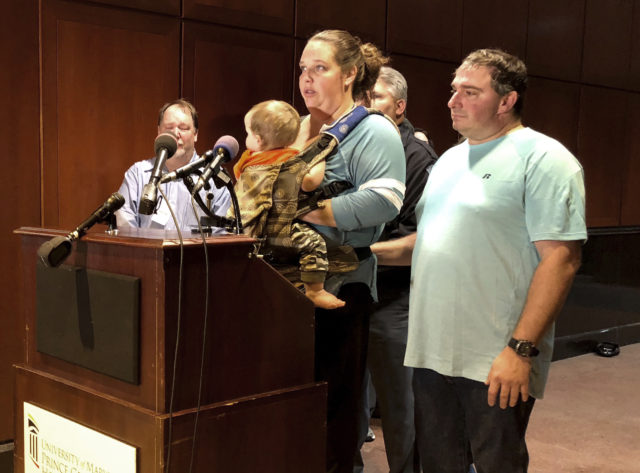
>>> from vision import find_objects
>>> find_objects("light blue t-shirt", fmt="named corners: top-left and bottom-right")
top-left (404, 127), bottom-right (586, 398)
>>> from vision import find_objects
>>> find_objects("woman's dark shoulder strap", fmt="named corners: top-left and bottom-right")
top-left (294, 106), bottom-right (382, 166)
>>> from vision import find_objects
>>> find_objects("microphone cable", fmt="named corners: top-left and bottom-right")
top-left (187, 194), bottom-right (211, 473)
top-left (220, 175), bottom-right (243, 235)
top-left (157, 185), bottom-right (185, 473)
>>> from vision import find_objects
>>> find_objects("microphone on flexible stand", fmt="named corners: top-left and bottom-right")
top-left (179, 135), bottom-right (243, 234)
top-left (139, 132), bottom-right (178, 215)
top-left (159, 149), bottom-right (215, 184)
top-left (37, 192), bottom-right (125, 268)
top-left (191, 136), bottom-right (239, 195)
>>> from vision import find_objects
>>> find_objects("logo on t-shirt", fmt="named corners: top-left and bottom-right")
top-left (482, 173), bottom-right (492, 179)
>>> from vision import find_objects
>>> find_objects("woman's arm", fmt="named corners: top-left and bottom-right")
top-left (330, 115), bottom-right (406, 230)
top-left (300, 115), bottom-right (405, 231)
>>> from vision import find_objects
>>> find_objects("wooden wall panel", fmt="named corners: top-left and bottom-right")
top-left (581, 232), bottom-right (640, 286)
top-left (183, 22), bottom-right (295, 158)
top-left (577, 86), bottom-right (628, 227)
top-left (76, 0), bottom-right (179, 16)
top-left (621, 93), bottom-right (640, 224)
top-left (41, 0), bottom-right (180, 228)
top-left (184, 0), bottom-right (294, 35)
top-left (629, 0), bottom-right (640, 91)
top-left (387, 0), bottom-right (463, 61)
top-left (523, 78), bottom-right (581, 154)
top-left (292, 39), bottom-right (307, 115)
top-left (390, 55), bottom-right (459, 155)
top-left (526, 0), bottom-right (585, 81)
top-left (582, 0), bottom-right (633, 88)
top-left (461, 0), bottom-right (528, 59)
top-left (0, 0), bottom-right (40, 442)
top-left (296, 0), bottom-right (386, 46)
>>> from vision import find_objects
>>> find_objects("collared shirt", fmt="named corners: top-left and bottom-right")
top-left (116, 151), bottom-right (231, 232)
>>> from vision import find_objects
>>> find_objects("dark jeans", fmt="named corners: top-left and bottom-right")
top-left (315, 283), bottom-right (372, 473)
top-left (413, 368), bottom-right (535, 473)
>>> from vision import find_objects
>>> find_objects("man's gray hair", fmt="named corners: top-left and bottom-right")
top-left (378, 66), bottom-right (408, 102)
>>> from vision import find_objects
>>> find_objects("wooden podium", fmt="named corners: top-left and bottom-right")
top-left (13, 227), bottom-right (326, 473)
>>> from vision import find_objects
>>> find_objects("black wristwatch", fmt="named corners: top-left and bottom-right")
top-left (508, 337), bottom-right (539, 357)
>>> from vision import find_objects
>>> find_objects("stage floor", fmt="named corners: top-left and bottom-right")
top-left (361, 343), bottom-right (640, 473)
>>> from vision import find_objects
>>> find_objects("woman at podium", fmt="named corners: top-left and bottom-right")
top-left (293, 29), bottom-right (406, 473)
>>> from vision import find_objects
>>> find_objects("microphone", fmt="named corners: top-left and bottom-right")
top-left (37, 236), bottom-right (73, 268)
top-left (139, 132), bottom-right (178, 215)
top-left (191, 135), bottom-right (239, 194)
top-left (159, 149), bottom-right (214, 184)
top-left (37, 192), bottom-right (125, 267)
top-left (69, 192), bottom-right (126, 240)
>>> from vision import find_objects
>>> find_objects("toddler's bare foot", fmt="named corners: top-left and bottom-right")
top-left (306, 288), bottom-right (346, 309)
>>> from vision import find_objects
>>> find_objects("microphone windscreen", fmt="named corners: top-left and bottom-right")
top-left (37, 236), bottom-right (72, 268)
top-left (154, 131), bottom-right (178, 158)
top-left (214, 135), bottom-right (240, 162)
top-left (106, 192), bottom-right (126, 212)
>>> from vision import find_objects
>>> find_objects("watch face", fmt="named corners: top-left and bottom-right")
top-left (517, 341), bottom-right (534, 356)
top-left (509, 338), bottom-right (539, 357)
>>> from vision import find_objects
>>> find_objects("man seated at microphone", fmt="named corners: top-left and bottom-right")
top-left (116, 99), bottom-right (231, 231)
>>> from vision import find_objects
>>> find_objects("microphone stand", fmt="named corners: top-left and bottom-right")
top-left (181, 174), bottom-right (241, 234)
top-left (37, 202), bottom-right (122, 268)
top-left (226, 179), bottom-right (244, 235)
top-left (195, 167), bottom-right (243, 235)
top-left (105, 213), bottom-right (119, 235)
top-left (211, 167), bottom-right (243, 235)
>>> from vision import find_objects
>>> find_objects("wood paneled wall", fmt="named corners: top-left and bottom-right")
top-left (2, 0), bottom-right (640, 440)
top-left (182, 22), bottom-right (295, 143)
top-left (41, 0), bottom-right (181, 227)
top-left (1, 0), bottom-right (40, 443)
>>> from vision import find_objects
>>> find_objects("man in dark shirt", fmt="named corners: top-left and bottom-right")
top-left (356, 66), bottom-right (438, 473)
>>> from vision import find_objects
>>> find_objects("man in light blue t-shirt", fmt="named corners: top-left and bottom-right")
top-left (384, 49), bottom-right (586, 472)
